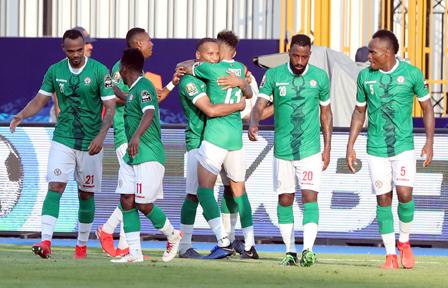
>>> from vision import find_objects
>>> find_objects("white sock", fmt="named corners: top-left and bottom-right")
top-left (303, 223), bottom-right (318, 251)
top-left (279, 223), bottom-right (296, 253)
top-left (117, 222), bottom-right (128, 250)
top-left (221, 213), bottom-right (238, 242)
top-left (159, 219), bottom-right (178, 241)
top-left (41, 215), bottom-right (57, 242)
top-left (77, 222), bottom-right (93, 246)
top-left (125, 231), bottom-right (142, 257)
top-left (179, 224), bottom-right (194, 254)
top-left (103, 207), bottom-right (122, 234)
top-left (399, 221), bottom-right (411, 243)
top-left (242, 226), bottom-right (255, 250)
top-left (208, 217), bottom-right (229, 247)
top-left (381, 232), bottom-right (396, 255)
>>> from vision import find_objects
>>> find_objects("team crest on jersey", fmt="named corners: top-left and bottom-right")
top-left (375, 180), bottom-right (383, 189)
top-left (310, 80), bottom-right (317, 87)
top-left (113, 71), bottom-right (121, 83)
top-left (279, 86), bottom-right (287, 96)
top-left (59, 83), bottom-right (65, 94)
top-left (397, 76), bottom-right (405, 83)
top-left (141, 90), bottom-right (151, 103)
top-left (54, 168), bottom-right (62, 176)
top-left (84, 77), bottom-right (91, 85)
top-left (227, 68), bottom-right (241, 77)
top-left (104, 75), bottom-right (113, 88)
top-left (186, 83), bottom-right (198, 96)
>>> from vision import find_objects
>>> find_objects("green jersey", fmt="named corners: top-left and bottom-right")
top-left (356, 60), bottom-right (429, 157)
top-left (178, 75), bottom-right (207, 151)
top-left (123, 76), bottom-right (165, 165)
top-left (39, 57), bottom-right (115, 151)
top-left (193, 60), bottom-right (245, 150)
top-left (111, 60), bottom-right (129, 149)
top-left (259, 63), bottom-right (330, 161)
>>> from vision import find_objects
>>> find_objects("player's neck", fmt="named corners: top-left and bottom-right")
top-left (127, 72), bottom-right (141, 88)
top-left (69, 56), bottom-right (86, 69)
top-left (381, 58), bottom-right (397, 72)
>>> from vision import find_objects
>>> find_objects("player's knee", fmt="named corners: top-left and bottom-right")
top-left (137, 203), bottom-right (154, 215)
top-left (302, 190), bottom-right (318, 203)
top-left (278, 193), bottom-right (294, 206)
top-left (120, 194), bottom-right (135, 210)
top-left (78, 190), bottom-right (94, 200)
top-left (376, 192), bottom-right (393, 206)
top-left (48, 182), bottom-right (66, 193)
top-left (186, 193), bottom-right (199, 203)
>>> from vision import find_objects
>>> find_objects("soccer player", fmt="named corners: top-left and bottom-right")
top-left (249, 34), bottom-right (333, 266)
top-left (346, 30), bottom-right (434, 269)
top-left (111, 48), bottom-right (181, 263)
top-left (10, 29), bottom-right (116, 259)
top-left (177, 38), bottom-right (247, 258)
top-left (96, 27), bottom-right (181, 258)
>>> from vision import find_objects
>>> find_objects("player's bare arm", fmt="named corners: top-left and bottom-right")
top-left (195, 94), bottom-right (245, 118)
top-left (10, 93), bottom-right (50, 133)
top-left (128, 109), bottom-right (154, 158)
top-left (248, 97), bottom-right (269, 141)
top-left (113, 85), bottom-right (127, 102)
top-left (419, 98), bottom-right (435, 167)
top-left (261, 104), bottom-right (274, 120)
top-left (176, 59), bottom-right (196, 74)
top-left (346, 105), bottom-right (366, 173)
top-left (88, 98), bottom-right (115, 155)
top-left (320, 104), bottom-right (333, 171)
top-left (217, 72), bottom-right (253, 99)
top-left (158, 66), bottom-right (185, 103)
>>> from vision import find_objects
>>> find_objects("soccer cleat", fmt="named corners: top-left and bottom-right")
top-left (111, 251), bottom-right (144, 263)
top-left (382, 254), bottom-right (399, 269)
top-left (280, 252), bottom-right (297, 266)
top-left (74, 245), bottom-right (87, 259)
top-left (231, 240), bottom-right (245, 255)
top-left (240, 246), bottom-right (259, 259)
top-left (300, 249), bottom-right (316, 267)
top-left (115, 247), bottom-right (130, 258)
top-left (95, 225), bottom-right (115, 257)
top-left (162, 230), bottom-right (183, 262)
top-left (397, 241), bottom-right (415, 269)
top-left (203, 244), bottom-right (234, 259)
top-left (179, 248), bottom-right (202, 259)
top-left (32, 240), bottom-right (51, 259)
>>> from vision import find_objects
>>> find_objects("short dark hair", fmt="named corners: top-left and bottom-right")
top-left (196, 38), bottom-right (217, 51)
top-left (372, 29), bottom-right (399, 54)
top-left (126, 27), bottom-right (146, 48)
top-left (121, 48), bottom-right (144, 72)
top-left (290, 34), bottom-right (311, 48)
top-left (217, 30), bottom-right (239, 49)
top-left (62, 29), bottom-right (84, 43)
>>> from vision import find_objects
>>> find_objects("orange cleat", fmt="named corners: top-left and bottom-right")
top-left (96, 225), bottom-right (115, 257)
top-left (74, 245), bottom-right (87, 259)
top-left (32, 240), bottom-right (51, 259)
top-left (382, 254), bottom-right (399, 269)
top-left (115, 247), bottom-right (130, 258)
top-left (397, 240), bottom-right (415, 269)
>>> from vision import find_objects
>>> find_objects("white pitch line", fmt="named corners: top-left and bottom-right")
top-left (319, 258), bottom-right (443, 265)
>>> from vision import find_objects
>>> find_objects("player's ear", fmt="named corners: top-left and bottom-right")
top-left (232, 50), bottom-right (236, 58)
top-left (195, 50), bottom-right (201, 60)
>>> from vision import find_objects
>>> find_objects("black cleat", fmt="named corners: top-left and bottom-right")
top-left (240, 246), bottom-right (259, 259)
top-left (231, 240), bottom-right (245, 255)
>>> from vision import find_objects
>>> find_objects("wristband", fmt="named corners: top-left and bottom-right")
top-left (166, 81), bottom-right (175, 91)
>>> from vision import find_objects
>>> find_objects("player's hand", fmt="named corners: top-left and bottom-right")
top-left (248, 125), bottom-right (258, 141)
top-left (238, 96), bottom-right (246, 111)
top-left (322, 148), bottom-right (330, 171)
top-left (421, 141), bottom-right (433, 167)
top-left (245, 70), bottom-right (253, 84)
top-left (156, 88), bottom-right (163, 101)
top-left (128, 136), bottom-right (140, 158)
top-left (346, 147), bottom-right (358, 173)
top-left (9, 114), bottom-right (23, 133)
top-left (88, 135), bottom-right (104, 155)
top-left (172, 67), bottom-right (185, 85)
top-left (113, 85), bottom-right (126, 101)
top-left (217, 72), bottom-right (243, 90)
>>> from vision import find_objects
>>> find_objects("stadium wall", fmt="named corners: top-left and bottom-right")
top-left (0, 125), bottom-right (447, 246)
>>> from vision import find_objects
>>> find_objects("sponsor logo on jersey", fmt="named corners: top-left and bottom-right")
top-left (104, 75), bottom-right (113, 88)
top-left (310, 80), bottom-right (317, 87)
top-left (397, 76), bottom-right (405, 83)
top-left (84, 77), bottom-right (91, 85)
top-left (275, 82), bottom-right (290, 86)
top-left (374, 180), bottom-right (383, 189)
top-left (365, 80), bottom-right (377, 84)
top-left (227, 68), bottom-right (241, 77)
top-left (186, 83), bottom-right (198, 96)
top-left (54, 168), bottom-right (62, 176)
top-left (56, 78), bottom-right (67, 83)
top-left (141, 90), bottom-right (151, 103)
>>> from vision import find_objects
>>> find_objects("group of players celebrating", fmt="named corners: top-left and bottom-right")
top-left (10, 26), bottom-right (434, 270)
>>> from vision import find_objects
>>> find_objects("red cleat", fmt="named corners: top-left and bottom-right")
top-left (32, 240), bottom-right (51, 259)
top-left (115, 247), bottom-right (129, 258)
top-left (96, 225), bottom-right (115, 257)
top-left (382, 254), bottom-right (399, 269)
top-left (74, 245), bottom-right (87, 259)
top-left (397, 240), bottom-right (415, 269)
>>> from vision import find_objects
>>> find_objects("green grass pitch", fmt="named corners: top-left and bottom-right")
top-left (0, 244), bottom-right (447, 288)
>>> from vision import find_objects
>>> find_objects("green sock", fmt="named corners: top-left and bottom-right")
top-left (123, 208), bottom-right (140, 233)
top-left (234, 193), bottom-right (253, 228)
top-left (78, 195), bottom-right (95, 223)
top-left (277, 204), bottom-right (294, 224)
top-left (146, 205), bottom-right (167, 229)
top-left (181, 198), bottom-right (198, 225)
top-left (377, 205), bottom-right (394, 234)
top-left (42, 190), bottom-right (62, 218)
top-left (398, 200), bottom-right (414, 223)
top-left (221, 194), bottom-right (238, 214)
top-left (303, 202), bottom-right (319, 225)
top-left (197, 187), bottom-right (220, 221)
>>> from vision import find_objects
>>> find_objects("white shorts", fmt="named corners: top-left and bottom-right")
top-left (367, 150), bottom-right (416, 195)
top-left (273, 153), bottom-right (322, 195)
top-left (185, 148), bottom-right (200, 195)
top-left (197, 140), bottom-right (245, 182)
top-left (116, 161), bottom-right (164, 204)
top-left (115, 143), bottom-right (132, 194)
top-left (46, 141), bottom-right (103, 193)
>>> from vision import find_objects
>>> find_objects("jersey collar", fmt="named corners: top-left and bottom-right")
top-left (221, 59), bottom-right (235, 63)
top-left (379, 58), bottom-right (399, 74)
top-left (128, 76), bottom-right (144, 90)
top-left (67, 56), bottom-right (88, 75)
top-left (287, 62), bottom-right (309, 76)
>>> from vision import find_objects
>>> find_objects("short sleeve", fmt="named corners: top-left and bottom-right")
top-left (258, 70), bottom-right (274, 103)
top-left (192, 62), bottom-right (214, 81)
top-left (319, 71), bottom-right (330, 106)
top-left (139, 85), bottom-right (157, 113)
top-left (180, 77), bottom-right (207, 105)
top-left (412, 68), bottom-right (430, 102)
top-left (111, 62), bottom-right (129, 93)
top-left (356, 71), bottom-right (367, 107)
top-left (38, 65), bottom-right (55, 96)
top-left (98, 64), bottom-right (115, 101)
